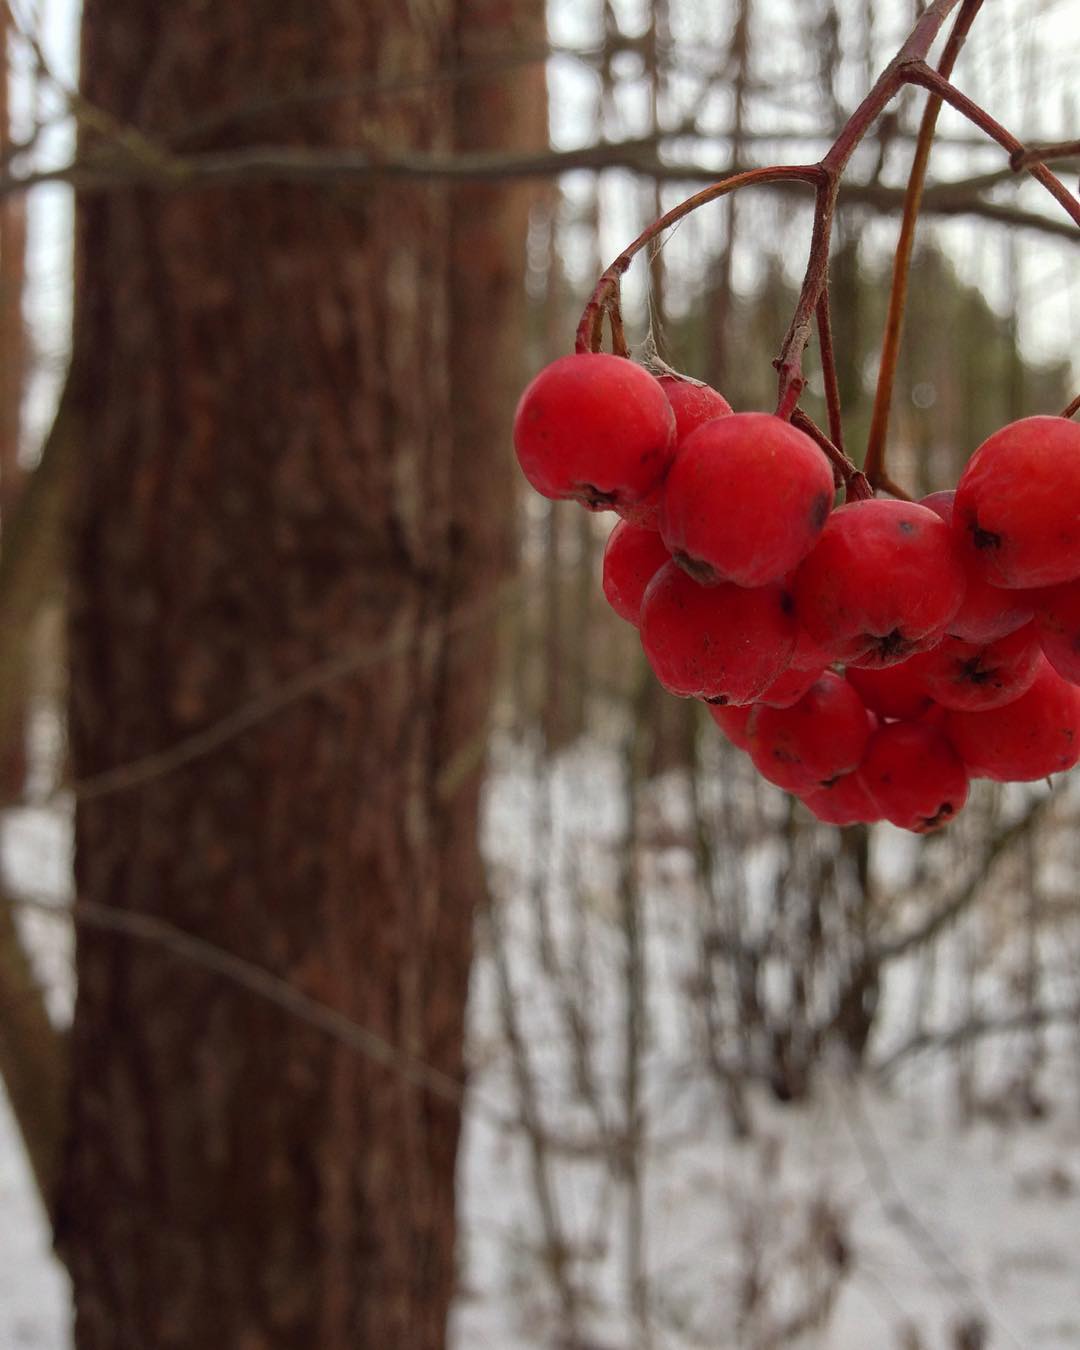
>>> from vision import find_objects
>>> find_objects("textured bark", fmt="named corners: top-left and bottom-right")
top-left (0, 4), bottom-right (30, 794)
top-left (57, 3), bottom-right (541, 1347)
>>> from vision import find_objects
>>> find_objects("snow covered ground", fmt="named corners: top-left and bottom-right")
top-left (4, 739), bottom-right (1080, 1348)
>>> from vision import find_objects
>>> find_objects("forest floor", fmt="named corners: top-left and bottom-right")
top-left (3, 741), bottom-right (1080, 1349)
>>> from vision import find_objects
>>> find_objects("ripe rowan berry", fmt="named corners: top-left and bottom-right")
top-left (707, 702), bottom-right (753, 751)
top-left (858, 722), bottom-right (969, 833)
top-left (513, 352), bottom-right (676, 512)
top-left (747, 671), bottom-right (873, 793)
top-left (953, 415), bottom-right (1080, 588)
top-left (914, 624), bottom-right (1040, 713)
top-left (920, 490), bottom-right (1034, 642)
top-left (800, 772), bottom-right (881, 826)
top-left (656, 374), bottom-right (733, 444)
top-left (659, 412), bottom-right (834, 588)
top-left (844, 660), bottom-right (935, 721)
top-left (639, 562), bottom-right (796, 703)
top-left (1031, 579), bottom-right (1080, 685)
top-left (602, 520), bottom-right (671, 626)
top-left (793, 499), bottom-right (965, 667)
top-left (756, 662), bottom-right (827, 709)
top-left (945, 657), bottom-right (1080, 781)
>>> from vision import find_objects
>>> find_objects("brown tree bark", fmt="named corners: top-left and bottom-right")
top-left (56, 3), bottom-right (541, 1348)
top-left (0, 2), bottom-right (30, 795)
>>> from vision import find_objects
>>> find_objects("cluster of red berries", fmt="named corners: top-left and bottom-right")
top-left (513, 351), bottom-right (1080, 833)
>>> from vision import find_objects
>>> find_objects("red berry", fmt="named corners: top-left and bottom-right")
top-left (657, 374), bottom-right (733, 444)
top-left (747, 671), bottom-right (873, 793)
top-left (1032, 579), bottom-right (1080, 685)
top-left (707, 702), bottom-right (753, 751)
top-left (789, 621), bottom-right (843, 670)
top-left (801, 772), bottom-right (881, 826)
top-left (659, 412), bottom-right (834, 588)
top-left (844, 660), bottom-right (935, 721)
top-left (858, 722), bottom-right (969, 833)
top-left (602, 520), bottom-right (671, 626)
top-left (639, 562), bottom-right (796, 702)
top-left (793, 499), bottom-right (965, 667)
top-left (953, 415), bottom-right (1080, 588)
top-left (513, 353), bottom-right (676, 511)
top-left (920, 490), bottom-right (1034, 642)
top-left (914, 624), bottom-right (1040, 712)
top-left (756, 663), bottom-right (827, 709)
top-left (945, 656), bottom-right (1080, 781)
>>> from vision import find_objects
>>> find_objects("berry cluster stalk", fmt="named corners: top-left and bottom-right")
top-left (576, 0), bottom-right (1080, 501)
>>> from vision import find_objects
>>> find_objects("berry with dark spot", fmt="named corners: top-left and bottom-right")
top-left (793, 499), bottom-right (965, 667)
top-left (513, 352), bottom-right (676, 512)
top-left (952, 416), bottom-right (1080, 588)
top-left (858, 722), bottom-right (969, 833)
top-left (747, 671), bottom-right (873, 793)
top-left (659, 412), bottom-right (834, 588)
top-left (914, 624), bottom-right (1040, 712)
top-left (945, 656), bottom-right (1080, 781)
top-left (801, 772), bottom-right (882, 826)
top-left (921, 490), bottom-right (1034, 642)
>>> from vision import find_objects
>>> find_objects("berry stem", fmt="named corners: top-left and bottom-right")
top-left (814, 291), bottom-right (844, 456)
top-left (902, 63), bottom-right (1080, 230)
top-left (772, 0), bottom-right (966, 418)
top-left (864, 0), bottom-right (984, 491)
top-left (577, 1), bottom-right (966, 370)
top-left (1012, 139), bottom-right (1080, 168)
top-left (790, 407), bottom-right (868, 501)
top-left (574, 164), bottom-right (821, 355)
top-left (875, 473), bottom-right (914, 503)
top-left (1061, 393), bottom-right (1080, 420)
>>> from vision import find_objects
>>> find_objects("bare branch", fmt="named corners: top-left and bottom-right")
top-left (873, 792), bottom-right (1056, 965)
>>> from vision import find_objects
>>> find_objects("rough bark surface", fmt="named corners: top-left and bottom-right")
top-left (57, 3), bottom-right (540, 1347)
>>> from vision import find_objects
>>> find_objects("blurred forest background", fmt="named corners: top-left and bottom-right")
top-left (0, 0), bottom-right (1078, 1347)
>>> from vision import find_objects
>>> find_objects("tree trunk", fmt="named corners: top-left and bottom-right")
top-left (56, 4), bottom-right (541, 1347)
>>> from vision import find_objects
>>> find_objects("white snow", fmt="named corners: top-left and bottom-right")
top-left (4, 738), bottom-right (1080, 1347)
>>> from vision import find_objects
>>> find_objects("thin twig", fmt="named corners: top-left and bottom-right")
top-left (864, 0), bottom-right (984, 489)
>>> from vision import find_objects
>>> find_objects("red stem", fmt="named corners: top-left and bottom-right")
top-left (790, 407), bottom-right (868, 500)
top-left (574, 165), bottom-right (819, 355)
top-left (1062, 394), bottom-right (1080, 421)
top-left (814, 292), bottom-right (844, 456)
top-left (864, 0), bottom-right (984, 489)
top-left (903, 63), bottom-right (1080, 231)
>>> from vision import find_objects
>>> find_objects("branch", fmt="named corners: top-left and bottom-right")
top-left (872, 791), bottom-right (1056, 965)
top-left (6, 889), bottom-right (519, 1124)
top-left (0, 143), bottom-right (1075, 239)
top-left (875, 1000), bottom-right (1080, 1076)
top-left (0, 890), bottom-right (67, 1215)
